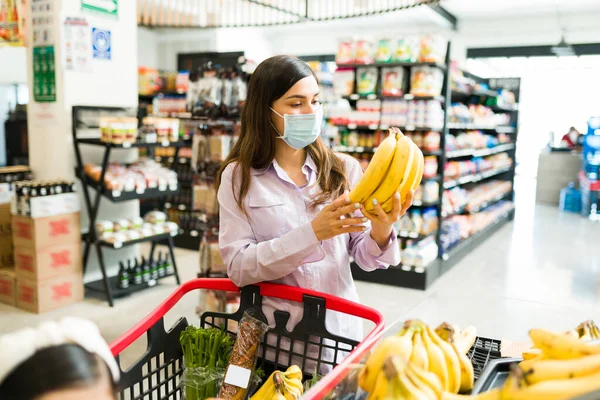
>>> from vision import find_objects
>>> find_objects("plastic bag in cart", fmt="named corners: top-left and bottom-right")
top-left (180, 366), bottom-right (262, 400)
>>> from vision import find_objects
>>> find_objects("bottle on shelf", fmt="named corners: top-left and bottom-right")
top-left (164, 254), bottom-right (174, 275)
top-left (118, 261), bottom-right (129, 289)
top-left (141, 256), bottom-right (151, 283)
top-left (127, 259), bottom-right (134, 284)
top-left (150, 256), bottom-right (159, 280)
top-left (133, 258), bottom-right (143, 285)
top-left (157, 252), bottom-right (166, 277)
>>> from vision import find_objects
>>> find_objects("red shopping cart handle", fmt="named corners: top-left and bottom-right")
top-left (110, 278), bottom-right (384, 357)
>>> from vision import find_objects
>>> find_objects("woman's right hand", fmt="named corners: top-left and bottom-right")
top-left (311, 193), bottom-right (368, 241)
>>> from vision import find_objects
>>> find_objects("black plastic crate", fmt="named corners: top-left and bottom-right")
top-left (467, 336), bottom-right (503, 381)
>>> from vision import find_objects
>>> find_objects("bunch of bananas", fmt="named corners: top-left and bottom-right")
top-left (251, 365), bottom-right (304, 400)
top-left (523, 320), bottom-right (600, 360)
top-left (358, 320), bottom-right (478, 399)
top-left (348, 127), bottom-right (424, 212)
top-left (445, 323), bottom-right (600, 400)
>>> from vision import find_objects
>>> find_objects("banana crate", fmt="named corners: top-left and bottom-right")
top-left (309, 319), bottom-right (509, 399)
top-left (109, 278), bottom-right (385, 399)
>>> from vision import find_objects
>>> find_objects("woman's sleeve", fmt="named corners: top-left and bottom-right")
top-left (344, 156), bottom-right (402, 271)
top-left (218, 165), bottom-right (326, 287)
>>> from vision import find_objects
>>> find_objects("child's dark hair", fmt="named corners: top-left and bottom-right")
top-left (0, 343), bottom-right (118, 400)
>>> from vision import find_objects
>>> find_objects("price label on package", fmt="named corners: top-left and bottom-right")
top-left (224, 365), bottom-right (251, 389)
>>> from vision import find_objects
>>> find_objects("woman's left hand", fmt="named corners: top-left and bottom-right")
top-left (361, 190), bottom-right (414, 248)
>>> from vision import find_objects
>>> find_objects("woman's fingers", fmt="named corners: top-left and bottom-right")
top-left (400, 190), bottom-right (415, 215)
top-left (369, 199), bottom-right (388, 221)
top-left (390, 192), bottom-right (402, 220)
top-left (335, 217), bottom-right (367, 227)
top-left (360, 206), bottom-right (378, 221)
top-left (328, 193), bottom-right (351, 211)
top-left (333, 202), bottom-right (361, 218)
top-left (338, 225), bottom-right (368, 234)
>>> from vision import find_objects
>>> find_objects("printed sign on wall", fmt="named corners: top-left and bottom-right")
top-left (81, 0), bottom-right (118, 18)
top-left (91, 27), bottom-right (111, 60)
top-left (63, 17), bottom-right (91, 72)
top-left (32, 45), bottom-right (56, 102)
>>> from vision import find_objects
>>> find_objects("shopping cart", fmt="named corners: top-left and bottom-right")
top-left (110, 278), bottom-right (385, 400)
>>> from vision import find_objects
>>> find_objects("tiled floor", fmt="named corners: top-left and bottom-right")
top-left (1, 177), bottom-right (599, 354)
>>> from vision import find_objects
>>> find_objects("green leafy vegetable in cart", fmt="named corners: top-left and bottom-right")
top-left (180, 326), bottom-right (233, 400)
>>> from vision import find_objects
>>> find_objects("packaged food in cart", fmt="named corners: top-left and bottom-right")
top-left (219, 310), bottom-right (268, 399)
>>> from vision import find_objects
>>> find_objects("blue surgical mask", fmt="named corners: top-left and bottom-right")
top-left (270, 107), bottom-right (323, 150)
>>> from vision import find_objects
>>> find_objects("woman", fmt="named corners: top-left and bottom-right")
top-left (217, 55), bottom-right (412, 367)
top-left (0, 318), bottom-right (119, 400)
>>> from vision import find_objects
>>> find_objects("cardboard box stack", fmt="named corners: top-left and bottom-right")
top-left (12, 188), bottom-right (83, 313)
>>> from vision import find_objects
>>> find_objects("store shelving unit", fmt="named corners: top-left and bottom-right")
top-left (332, 46), bottom-right (521, 289)
top-left (72, 105), bottom-right (181, 307)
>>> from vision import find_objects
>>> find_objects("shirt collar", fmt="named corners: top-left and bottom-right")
top-left (250, 154), bottom-right (317, 176)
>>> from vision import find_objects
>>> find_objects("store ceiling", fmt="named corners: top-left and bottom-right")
top-left (137, 0), bottom-right (440, 28)
top-left (444, 0), bottom-right (600, 19)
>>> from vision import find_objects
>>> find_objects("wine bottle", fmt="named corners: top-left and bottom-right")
top-left (118, 261), bottom-right (129, 289)
top-left (141, 256), bottom-right (151, 283)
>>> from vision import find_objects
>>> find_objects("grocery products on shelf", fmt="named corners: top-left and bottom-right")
top-left (414, 181), bottom-right (440, 205)
top-left (356, 67), bottom-right (378, 95)
top-left (141, 116), bottom-right (181, 142)
top-left (446, 131), bottom-right (511, 154)
top-left (333, 68), bottom-right (355, 97)
top-left (395, 207), bottom-right (438, 238)
top-left (13, 180), bottom-right (77, 217)
top-left (349, 128), bottom-right (424, 213)
top-left (401, 236), bottom-right (439, 269)
top-left (448, 103), bottom-right (511, 127)
top-left (95, 212), bottom-right (178, 245)
top-left (138, 67), bottom-right (188, 96)
top-left (117, 252), bottom-right (174, 290)
top-left (381, 66), bottom-right (406, 96)
top-left (335, 35), bottom-right (447, 64)
top-left (411, 66), bottom-right (444, 97)
top-left (440, 200), bottom-right (514, 252)
top-left (381, 99), bottom-right (444, 128)
top-left (99, 117), bottom-right (139, 144)
top-left (443, 180), bottom-right (512, 216)
top-left (83, 159), bottom-right (178, 192)
top-left (444, 153), bottom-right (512, 182)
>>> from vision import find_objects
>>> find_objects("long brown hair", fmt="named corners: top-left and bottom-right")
top-left (217, 55), bottom-right (348, 217)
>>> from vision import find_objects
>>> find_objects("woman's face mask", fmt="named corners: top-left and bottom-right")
top-left (270, 107), bottom-right (323, 150)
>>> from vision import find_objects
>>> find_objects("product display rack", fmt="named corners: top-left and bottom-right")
top-left (334, 45), bottom-right (520, 289)
top-left (72, 105), bottom-right (181, 307)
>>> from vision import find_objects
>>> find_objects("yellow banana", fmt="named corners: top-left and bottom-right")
top-left (349, 131), bottom-right (397, 204)
top-left (250, 371), bottom-right (278, 400)
top-left (367, 357), bottom-right (400, 400)
top-left (502, 369), bottom-right (600, 400)
top-left (420, 328), bottom-right (450, 392)
top-left (282, 377), bottom-right (303, 399)
top-left (404, 362), bottom-right (439, 400)
top-left (400, 141), bottom-right (424, 203)
top-left (395, 362), bottom-right (431, 400)
top-left (358, 334), bottom-right (413, 392)
top-left (442, 388), bottom-right (501, 399)
top-left (521, 348), bottom-right (542, 361)
top-left (283, 365), bottom-right (302, 382)
top-left (410, 328), bottom-right (430, 371)
top-left (381, 138), bottom-right (424, 213)
top-left (435, 323), bottom-right (474, 393)
top-left (426, 324), bottom-right (461, 394)
top-left (562, 329), bottom-right (579, 340)
top-left (407, 362), bottom-right (443, 399)
top-left (365, 133), bottom-right (413, 212)
top-left (455, 326), bottom-right (477, 355)
top-left (520, 353), bottom-right (600, 384)
top-left (529, 328), bottom-right (600, 359)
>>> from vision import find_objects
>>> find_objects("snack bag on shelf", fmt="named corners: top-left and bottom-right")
top-left (419, 34), bottom-right (448, 63)
top-left (410, 66), bottom-right (444, 97)
top-left (356, 67), bottom-right (378, 96)
top-left (333, 69), bottom-right (355, 97)
top-left (375, 38), bottom-right (393, 63)
top-left (381, 67), bottom-right (405, 97)
top-left (336, 38), bottom-right (355, 64)
top-left (394, 36), bottom-right (420, 62)
top-left (354, 38), bottom-right (375, 64)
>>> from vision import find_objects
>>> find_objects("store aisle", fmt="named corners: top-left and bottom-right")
top-left (1, 192), bottom-right (599, 350)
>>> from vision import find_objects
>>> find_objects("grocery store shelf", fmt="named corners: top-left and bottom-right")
top-left (447, 123), bottom-right (516, 134)
top-left (173, 230), bottom-right (202, 250)
top-left (85, 273), bottom-right (176, 300)
top-left (443, 166), bottom-right (512, 189)
top-left (351, 259), bottom-right (442, 290)
top-left (441, 208), bottom-right (515, 273)
top-left (333, 123), bottom-right (380, 131)
top-left (442, 191), bottom-right (513, 218)
top-left (77, 138), bottom-right (186, 148)
top-left (333, 123), bottom-right (444, 132)
top-left (451, 89), bottom-right (498, 99)
top-left (411, 199), bottom-right (440, 207)
top-left (495, 126), bottom-right (516, 134)
top-left (97, 231), bottom-right (178, 249)
top-left (83, 178), bottom-right (178, 202)
top-left (446, 143), bottom-right (515, 159)
top-left (343, 94), bottom-right (445, 102)
top-left (336, 61), bottom-right (446, 70)
top-left (398, 231), bottom-right (436, 241)
top-left (333, 146), bottom-right (440, 156)
top-left (491, 104), bottom-right (518, 113)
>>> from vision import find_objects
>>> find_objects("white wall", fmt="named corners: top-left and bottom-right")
top-left (0, 47), bottom-right (28, 84)
top-left (138, 27), bottom-right (160, 68)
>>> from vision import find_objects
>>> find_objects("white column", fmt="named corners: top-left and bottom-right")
top-left (26, 0), bottom-right (140, 283)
